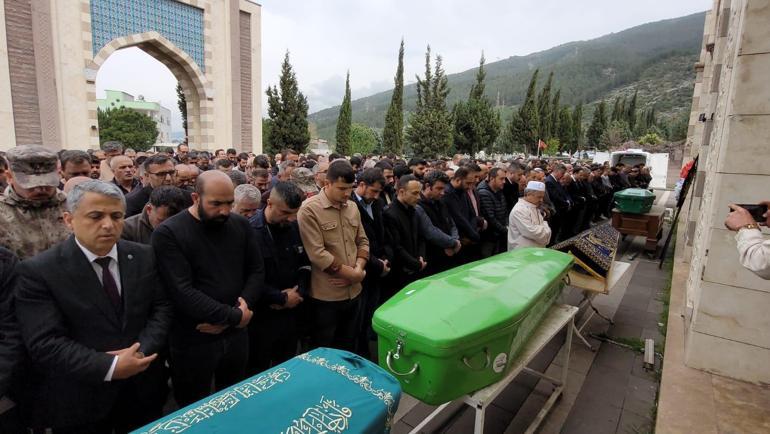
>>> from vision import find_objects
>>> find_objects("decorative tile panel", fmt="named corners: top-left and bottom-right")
top-left (90, 0), bottom-right (205, 69)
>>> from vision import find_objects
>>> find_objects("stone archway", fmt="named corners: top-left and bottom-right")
top-left (88, 31), bottom-right (214, 150)
top-left (0, 0), bottom-right (261, 153)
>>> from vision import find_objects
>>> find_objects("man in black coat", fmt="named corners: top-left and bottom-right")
top-left (248, 181), bottom-right (309, 373)
top-left (443, 167), bottom-right (484, 264)
top-left (384, 175), bottom-right (426, 297)
top-left (351, 168), bottom-right (392, 358)
top-left (545, 164), bottom-right (572, 244)
top-left (478, 167), bottom-right (509, 257)
top-left (0, 247), bottom-right (21, 433)
top-left (14, 180), bottom-right (172, 433)
top-left (125, 155), bottom-right (181, 217)
top-left (503, 162), bottom-right (525, 215)
top-left (417, 171), bottom-right (460, 276)
top-left (151, 170), bottom-right (263, 407)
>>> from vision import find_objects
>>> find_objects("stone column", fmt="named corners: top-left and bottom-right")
top-left (683, 0), bottom-right (770, 383)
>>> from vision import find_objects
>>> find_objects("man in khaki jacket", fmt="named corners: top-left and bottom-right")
top-left (298, 160), bottom-right (369, 352)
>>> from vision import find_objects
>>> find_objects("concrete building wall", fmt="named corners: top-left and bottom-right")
top-left (0, 0), bottom-right (261, 152)
top-left (682, 0), bottom-right (770, 383)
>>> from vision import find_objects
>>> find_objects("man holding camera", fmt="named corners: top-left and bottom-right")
top-left (725, 202), bottom-right (770, 279)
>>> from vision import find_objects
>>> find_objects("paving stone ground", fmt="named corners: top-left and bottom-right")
top-left (392, 192), bottom-right (675, 434)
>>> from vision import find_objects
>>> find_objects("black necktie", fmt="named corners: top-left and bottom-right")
top-left (94, 257), bottom-right (122, 314)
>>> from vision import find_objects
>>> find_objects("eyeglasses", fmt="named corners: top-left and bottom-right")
top-left (149, 170), bottom-right (176, 178)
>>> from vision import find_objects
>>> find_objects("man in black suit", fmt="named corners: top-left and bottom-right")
top-left (14, 180), bottom-right (172, 433)
top-left (545, 164), bottom-right (572, 244)
top-left (443, 167), bottom-right (484, 264)
top-left (351, 168), bottom-right (391, 358)
top-left (0, 247), bottom-right (21, 433)
top-left (384, 175), bottom-right (426, 296)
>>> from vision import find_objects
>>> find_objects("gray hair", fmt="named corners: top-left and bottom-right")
top-left (227, 169), bottom-right (248, 186)
top-left (101, 141), bottom-right (124, 154)
top-left (234, 183), bottom-right (261, 204)
top-left (66, 180), bottom-right (126, 213)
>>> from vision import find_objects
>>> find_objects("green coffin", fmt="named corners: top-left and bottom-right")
top-left (614, 188), bottom-right (655, 214)
top-left (373, 248), bottom-right (573, 405)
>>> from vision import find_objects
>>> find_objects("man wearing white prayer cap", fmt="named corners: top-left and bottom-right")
top-left (507, 180), bottom-right (551, 250)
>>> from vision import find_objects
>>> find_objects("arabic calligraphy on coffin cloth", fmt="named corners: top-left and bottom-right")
top-left (132, 348), bottom-right (402, 434)
top-left (551, 224), bottom-right (620, 280)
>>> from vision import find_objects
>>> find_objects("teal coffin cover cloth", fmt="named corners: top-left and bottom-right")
top-left (133, 348), bottom-right (402, 434)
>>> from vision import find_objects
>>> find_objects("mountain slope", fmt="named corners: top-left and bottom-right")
top-left (309, 11), bottom-right (705, 144)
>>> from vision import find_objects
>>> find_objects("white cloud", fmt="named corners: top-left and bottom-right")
top-left (95, 0), bottom-right (711, 133)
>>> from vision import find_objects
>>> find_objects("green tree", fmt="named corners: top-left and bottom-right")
top-left (335, 71), bottom-right (352, 155)
top-left (600, 120), bottom-right (631, 149)
top-left (571, 102), bottom-right (584, 151)
top-left (544, 138), bottom-right (561, 155)
top-left (537, 71), bottom-right (554, 140)
top-left (638, 132), bottom-right (663, 145)
top-left (586, 101), bottom-right (608, 148)
top-left (262, 118), bottom-right (274, 155)
top-left (97, 107), bottom-right (158, 152)
top-left (557, 106), bottom-right (572, 150)
top-left (550, 89), bottom-right (561, 139)
top-left (452, 53), bottom-right (500, 156)
top-left (510, 69), bottom-right (540, 154)
top-left (626, 90), bottom-right (638, 131)
top-left (266, 51), bottom-right (310, 153)
top-left (382, 39), bottom-right (405, 155)
top-left (350, 123), bottom-right (378, 155)
top-left (405, 46), bottom-right (453, 158)
top-left (176, 83), bottom-right (187, 137)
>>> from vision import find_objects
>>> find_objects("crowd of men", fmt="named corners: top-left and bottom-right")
top-left (0, 141), bottom-right (654, 433)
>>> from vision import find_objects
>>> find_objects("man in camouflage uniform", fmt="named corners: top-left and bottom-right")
top-left (0, 145), bottom-right (69, 260)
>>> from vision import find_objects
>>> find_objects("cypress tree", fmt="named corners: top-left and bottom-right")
top-left (335, 71), bottom-right (352, 155)
top-left (382, 39), bottom-right (405, 155)
top-left (586, 101), bottom-right (608, 148)
top-left (511, 69), bottom-right (540, 154)
top-left (406, 46), bottom-right (452, 158)
top-left (550, 89), bottom-right (561, 140)
top-left (452, 53), bottom-right (500, 156)
top-left (557, 106), bottom-right (572, 151)
top-left (266, 51), bottom-right (310, 153)
top-left (627, 90), bottom-right (638, 131)
top-left (176, 83), bottom-right (187, 137)
top-left (571, 102), bottom-right (584, 150)
top-left (537, 71), bottom-right (554, 140)
top-left (611, 97), bottom-right (621, 122)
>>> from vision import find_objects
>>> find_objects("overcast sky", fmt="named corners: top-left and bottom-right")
top-left (96, 0), bottom-right (710, 134)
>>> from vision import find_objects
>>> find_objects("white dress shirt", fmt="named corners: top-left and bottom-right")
top-left (508, 199), bottom-right (552, 250)
top-left (74, 238), bottom-right (121, 381)
top-left (735, 228), bottom-right (770, 280)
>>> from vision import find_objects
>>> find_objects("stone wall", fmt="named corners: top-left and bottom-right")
top-left (681, 0), bottom-right (770, 383)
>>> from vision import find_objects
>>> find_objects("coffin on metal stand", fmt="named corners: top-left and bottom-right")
top-left (408, 304), bottom-right (578, 434)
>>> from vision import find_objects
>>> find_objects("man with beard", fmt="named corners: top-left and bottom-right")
top-left (151, 170), bottom-right (264, 406)
top-left (350, 168), bottom-right (391, 359)
top-left (374, 160), bottom-right (395, 208)
top-left (0, 145), bottom-right (70, 260)
top-left (248, 181), bottom-right (309, 373)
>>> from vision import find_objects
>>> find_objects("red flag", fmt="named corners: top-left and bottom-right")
top-left (538, 139), bottom-right (547, 150)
